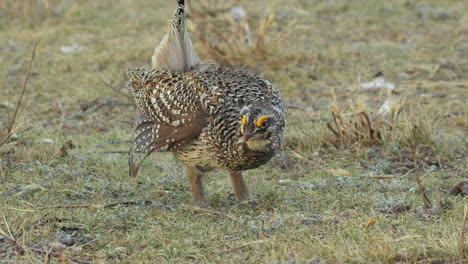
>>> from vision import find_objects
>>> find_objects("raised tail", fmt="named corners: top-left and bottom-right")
top-left (151, 0), bottom-right (200, 71)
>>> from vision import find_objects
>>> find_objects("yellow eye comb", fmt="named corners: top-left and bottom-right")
top-left (242, 114), bottom-right (248, 125)
top-left (256, 116), bottom-right (269, 127)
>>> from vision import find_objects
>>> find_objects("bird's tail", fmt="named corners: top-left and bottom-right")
top-left (151, 0), bottom-right (200, 71)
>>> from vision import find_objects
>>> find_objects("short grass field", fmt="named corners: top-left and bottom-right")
top-left (1, 0), bottom-right (467, 263)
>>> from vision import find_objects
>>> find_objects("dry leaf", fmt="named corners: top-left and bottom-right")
top-left (360, 219), bottom-right (376, 228)
top-left (59, 140), bottom-right (75, 157)
top-left (451, 181), bottom-right (468, 196)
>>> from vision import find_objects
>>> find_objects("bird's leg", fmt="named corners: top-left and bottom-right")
top-left (229, 171), bottom-right (251, 201)
top-left (186, 166), bottom-right (209, 207)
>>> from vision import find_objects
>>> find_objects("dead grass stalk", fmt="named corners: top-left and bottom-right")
top-left (0, 42), bottom-right (37, 149)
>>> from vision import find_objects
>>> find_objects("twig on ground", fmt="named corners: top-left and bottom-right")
top-left (36, 204), bottom-right (99, 209)
top-left (368, 175), bottom-right (395, 179)
top-left (60, 98), bottom-right (119, 123)
top-left (290, 150), bottom-right (353, 177)
top-left (182, 204), bottom-right (237, 221)
top-left (1, 213), bottom-right (89, 263)
top-left (95, 140), bottom-right (130, 147)
top-left (27, 200), bottom-right (153, 210)
top-left (1, 232), bottom-right (25, 255)
top-left (104, 200), bottom-right (152, 208)
top-left (3, 207), bottom-right (36, 212)
top-left (16, 98), bottom-right (123, 134)
top-left (1, 213), bottom-right (14, 243)
top-left (326, 122), bottom-right (340, 138)
top-left (260, 219), bottom-right (271, 238)
top-left (0, 42), bottom-right (37, 149)
top-left (413, 151), bottom-right (432, 208)
top-left (290, 150), bottom-right (328, 172)
top-left (101, 150), bottom-right (129, 154)
top-left (81, 150), bottom-right (130, 155)
top-left (55, 245), bottom-right (66, 263)
top-left (1, 234), bottom-right (89, 264)
top-left (14, 217), bottom-right (27, 238)
top-left (461, 205), bottom-right (468, 258)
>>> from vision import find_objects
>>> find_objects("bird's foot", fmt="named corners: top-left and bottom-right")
top-left (190, 197), bottom-right (211, 208)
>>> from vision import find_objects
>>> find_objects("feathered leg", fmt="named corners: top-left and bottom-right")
top-left (186, 166), bottom-right (209, 207)
top-left (229, 171), bottom-right (251, 201)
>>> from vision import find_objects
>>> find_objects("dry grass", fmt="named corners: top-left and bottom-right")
top-left (0, 43), bottom-right (37, 149)
top-left (189, 11), bottom-right (296, 69)
top-left (1, 0), bottom-right (467, 263)
top-left (322, 102), bottom-right (434, 150)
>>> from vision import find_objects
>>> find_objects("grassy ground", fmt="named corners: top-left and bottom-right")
top-left (1, 0), bottom-right (467, 263)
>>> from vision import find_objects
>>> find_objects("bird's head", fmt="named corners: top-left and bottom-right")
top-left (239, 105), bottom-right (284, 152)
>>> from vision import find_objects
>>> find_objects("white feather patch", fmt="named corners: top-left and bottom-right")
top-left (151, 10), bottom-right (200, 71)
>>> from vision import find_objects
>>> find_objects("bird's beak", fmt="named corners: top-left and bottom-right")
top-left (244, 131), bottom-right (255, 141)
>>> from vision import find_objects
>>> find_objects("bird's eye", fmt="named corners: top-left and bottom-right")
top-left (256, 116), bottom-right (269, 128)
top-left (241, 114), bottom-right (248, 125)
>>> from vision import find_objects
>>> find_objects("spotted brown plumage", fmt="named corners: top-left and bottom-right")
top-left (128, 0), bottom-right (285, 206)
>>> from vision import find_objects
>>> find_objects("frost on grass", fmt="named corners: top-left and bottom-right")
top-left (56, 229), bottom-right (97, 247)
top-left (375, 198), bottom-right (411, 214)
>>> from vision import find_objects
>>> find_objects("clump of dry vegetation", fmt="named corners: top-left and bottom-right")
top-left (321, 102), bottom-right (436, 152)
top-left (324, 104), bottom-right (409, 148)
top-left (188, 0), bottom-right (296, 69)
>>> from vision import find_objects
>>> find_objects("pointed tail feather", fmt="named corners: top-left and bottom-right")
top-left (129, 117), bottom-right (160, 178)
top-left (128, 114), bottom-right (206, 178)
top-left (152, 0), bottom-right (200, 71)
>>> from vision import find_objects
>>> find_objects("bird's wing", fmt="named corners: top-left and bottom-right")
top-left (128, 67), bottom-right (209, 151)
top-left (127, 67), bottom-right (209, 177)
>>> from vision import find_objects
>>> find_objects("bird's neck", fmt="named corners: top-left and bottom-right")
top-left (245, 139), bottom-right (274, 153)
